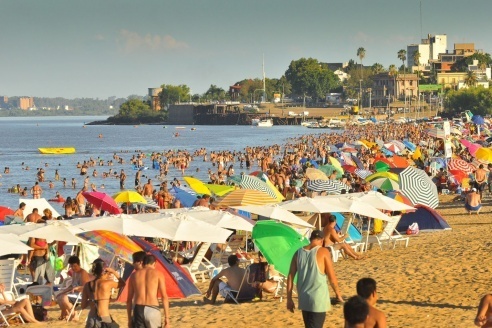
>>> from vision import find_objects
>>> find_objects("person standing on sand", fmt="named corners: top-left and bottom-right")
top-left (127, 254), bottom-right (170, 328)
top-left (287, 230), bottom-right (343, 328)
top-left (356, 278), bottom-right (387, 328)
top-left (474, 165), bottom-right (487, 200)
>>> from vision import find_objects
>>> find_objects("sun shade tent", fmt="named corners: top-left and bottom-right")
top-left (19, 198), bottom-right (61, 219)
top-left (396, 205), bottom-right (451, 233)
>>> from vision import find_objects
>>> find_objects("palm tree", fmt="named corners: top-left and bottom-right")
top-left (397, 49), bottom-right (407, 99)
top-left (357, 47), bottom-right (366, 107)
top-left (372, 63), bottom-right (385, 74)
top-left (464, 71), bottom-right (478, 87)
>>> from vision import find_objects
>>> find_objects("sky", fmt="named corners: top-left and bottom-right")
top-left (1, 0), bottom-right (491, 99)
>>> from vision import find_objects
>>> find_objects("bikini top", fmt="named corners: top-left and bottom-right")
top-left (35, 239), bottom-right (47, 247)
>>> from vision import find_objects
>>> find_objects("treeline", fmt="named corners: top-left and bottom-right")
top-left (107, 99), bottom-right (167, 124)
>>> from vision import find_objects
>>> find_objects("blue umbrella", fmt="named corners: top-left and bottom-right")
top-left (351, 155), bottom-right (365, 169)
top-left (403, 140), bottom-right (417, 152)
top-left (169, 186), bottom-right (198, 207)
top-left (472, 115), bottom-right (485, 125)
top-left (309, 160), bottom-right (319, 168)
top-left (327, 145), bottom-right (339, 152)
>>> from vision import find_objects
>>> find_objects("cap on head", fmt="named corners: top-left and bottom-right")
top-left (472, 187), bottom-right (477, 192)
top-left (310, 230), bottom-right (324, 241)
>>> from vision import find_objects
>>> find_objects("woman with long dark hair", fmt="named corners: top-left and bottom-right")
top-left (81, 259), bottom-right (125, 328)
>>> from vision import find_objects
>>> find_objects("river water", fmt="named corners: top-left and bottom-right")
top-left (0, 116), bottom-right (327, 212)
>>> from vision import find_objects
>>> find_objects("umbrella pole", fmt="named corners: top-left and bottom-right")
top-left (364, 218), bottom-right (371, 253)
top-left (318, 213), bottom-right (321, 230)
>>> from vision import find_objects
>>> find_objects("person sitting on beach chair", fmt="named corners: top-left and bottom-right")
top-left (323, 215), bottom-right (363, 260)
top-left (465, 188), bottom-right (482, 214)
top-left (247, 253), bottom-right (280, 299)
top-left (203, 255), bottom-right (256, 304)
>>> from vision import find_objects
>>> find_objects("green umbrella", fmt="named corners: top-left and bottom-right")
top-left (252, 220), bottom-right (309, 280)
top-left (318, 164), bottom-right (343, 179)
top-left (374, 161), bottom-right (390, 172)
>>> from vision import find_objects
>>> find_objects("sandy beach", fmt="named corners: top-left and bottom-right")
top-left (15, 194), bottom-right (488, 328)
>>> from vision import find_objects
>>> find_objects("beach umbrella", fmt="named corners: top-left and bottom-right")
top-left (304, 168), bottom-right (329, 181)
top-left (341, 153), bottom-right (355, 166)
top-left (137, 214), bottom-right (233, 243)
top-left (318, 164), bottom-right (343, 179)
top-left (367, 177), bottom-right (400, 191)
top-left (0, 206), bottom-right (14, 221)
top-left (471, 159), bottom-right (489, 170)
top-left (390, 140), bottom-right (407, 151)
top-left (354, 169), bottom-right (372, 179)
top-left (361, 140), bottom-right (377, 149)
top-left (82, 191), bottom-right (121, 215)
top-left (341, 146), bottom-right (358, 154)
top-left (468, 143), bottom-right (482, 156)
top-left (403, 140), bottom-right (417, 152)
top-left (204, 184), bottom-right (235, 196)
top-left (113, 190), bottom-right (147, 204)
top-left (183, 176), bottom-right (211, 195)
top-left (353, 140), bottom-right (368, 149)
top-left (472, 115), bottom-right (485, 125)
top-left (366, 171), bottom-right (399, 183)
top-left (316, 196), bottom-right (393, 221)
top-left (351, 155), bottom-right (365, 169)
top-left (327, 145), bottom-right (339, 152)
top-left (231, 174), bottom-right (280, 200)
top-left (384, 156), bottom-right (410, 168)
top-left (385, 191), bottom-right (414, 207)
top-left (329, 156), bottom-right (344, 173)
top-left (0, 233), bottom-right (33, 257)
top-left (212, 189), bottom-right (279, 207)
top-left (18, 221), bottom-right (84, 244)
top-left (233, 205), bottom-right (313, 228)
top-left (474, 147), bottom-right (492, 163)
top-left (374, 160), bottom-right (390, 172)
top-left (252, 220), bottom-right (309, 278)
top-left (399, 167), bottom-right (439, 209)
top-left (73, 214), bottom-right (170, 238)
top-left (448, 158), bottom-right (475, 174)
top-left (384, 143), bottom-right (401, 153)
top-left (185, 209), bottom-right (255, 232)
top-left (448, 169), bottom-right (467, 184)
top-left (451, 127), bottom-right (462, 136)
top-left (307, 179), bottom-right (347, 194)
top-left (249, 172), bottom-right (285, 201)
top-left (342, 165), bottom-right (357, 173)
top-left (280, 196), bottom-right (348, 215)
top-left (77, 230), bottom-right (143, 263)
top-left (425, 127), bottom-right (446, 139)
top-left (170, 186), bottom-right (198, 208)
top-left (342, 191), bottom-right (414, 211)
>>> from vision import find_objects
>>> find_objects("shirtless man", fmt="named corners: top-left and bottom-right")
top-left (30, 182), bottom-right (42, 199)
top-left (143, 179), bottom-right (154, 198)
top-left (323, 215), bottom-right (363, 260)
top-left (466, 188), bottom-right (482, 214)
top-left (356, 278), bottom-right (387, 328)
top-left (127, 254), bottom-right (170, 328)
top-left (196, 194), bottom-right (211, 208)
top-left (13, 202), bottom-right (26, 220)
top-left (120, 169), bottom-right (126, 189)
top-left (25, 208), bottom-right (43, 223)
top-left (475, 165), bottom-right (488, 200)
top-left (76, 187), bottom-right (87, 216)
top-left (135, 170), bottom-right (142, 187)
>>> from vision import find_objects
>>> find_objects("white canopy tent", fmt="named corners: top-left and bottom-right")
top-left (19, 198), bottom-right (61, 219)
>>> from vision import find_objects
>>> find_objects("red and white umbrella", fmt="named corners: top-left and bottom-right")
top-left (447, 159), bottom-right (475, 175)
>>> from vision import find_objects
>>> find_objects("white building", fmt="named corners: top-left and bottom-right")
top-left (333, 69), bottom-right (349, 82)
top-left (407, 34), bottom-right (447, 67)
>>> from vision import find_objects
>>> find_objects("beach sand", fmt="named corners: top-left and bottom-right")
top-left (21, 195), bottom-right (491, 328)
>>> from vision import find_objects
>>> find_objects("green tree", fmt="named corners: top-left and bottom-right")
top-left (371, 63), bottom-right (385, 74)
top-left (357, 47), bottom-right (366, 79)
top-left (446, 87), bottom-right (492, 116)
top-left (285, 58), bottom-right (339, 101)
top-left (117, 99), bottom-right (150, 119)
top-left (203, 85), bottom-right (226, 101)
top-left (158, 84), bottom-right (190, 108)
top-left (464, 71), bottom-right (478, 87)
top-left (398, 49), bottom-right (407, 72)
top-left (451, 53), bottom-right (492, 72)
top-left (389, 64), bottom-right (398, 99)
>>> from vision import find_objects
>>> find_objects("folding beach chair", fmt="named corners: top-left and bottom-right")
top-left (0, 292), bottom-right (24, 326)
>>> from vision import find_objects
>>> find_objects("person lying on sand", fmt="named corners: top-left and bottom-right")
top-left (323, 215), bottom-right (364, 260)
top-left (475, 294), bottom-right (492, 327)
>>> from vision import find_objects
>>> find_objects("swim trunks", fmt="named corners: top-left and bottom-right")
top-left (132, 304), bottom-right (161, 328)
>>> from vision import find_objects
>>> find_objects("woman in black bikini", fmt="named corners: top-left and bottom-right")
top-left (81, 259), bottom-right (125, 328)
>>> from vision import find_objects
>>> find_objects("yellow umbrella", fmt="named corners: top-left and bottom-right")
top-left (475, 147), bottom-right (492, 163)
top-left (264, 178), bottom-right (285, 201)
top-left (183, 176), bottom-right (211, 195)
top-left (361, 139), bottom-right (377, 148)
top-left (205, 184), bottom-right (236, 196)
top-left (113, 190), bottom-right (147, 204)
top-left (212, 189), bottom-right (279, 207)
top-left (329, 156), bottom-right (344, 173)
top-left (305, 168), bottom-right (329, 181)
top-left (365, 171), bottom-right (399, 182)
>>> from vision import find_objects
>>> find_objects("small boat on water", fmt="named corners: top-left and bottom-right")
top-left (38, 147), bottom-right (76, 154)
top-left (257, 119), bottom-right (273, 127)
top-left (175, 126), bottom-right (186, 129)
top-left (191, 127), bottom-right (197, 131)
top-left (301, 120), bottom-right (319, 127)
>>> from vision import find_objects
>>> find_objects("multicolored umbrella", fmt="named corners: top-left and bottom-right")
top-left (384, 143), bottom-right (403, 153)
top-left (448, 169), bottom-right (467, 184)
top-left (77, 230), bottom-right (142, 263)
top-left (212, 189), bottom-right (279, 207)
top-left (183, 176), bottom-right (211, 195)
top-left (252, 220), bottom-right (309, 279)
top-left (385, 191), bottom-right (414, 207)
top-left (365, 171), bottom-right (399, 183)
top-left (83, 191), bottom-right (121, 215)
top-left (447, 158), bottom-right (475, 174)
top-left (367, 177), bottom-right (400, 191)
top-left (399, 167), bottom-right (439, 209)
top-left (230, 175), bottom-right (280, 200)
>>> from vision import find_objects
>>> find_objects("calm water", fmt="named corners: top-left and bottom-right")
top-left (0, 116), bottom-right (326, 212)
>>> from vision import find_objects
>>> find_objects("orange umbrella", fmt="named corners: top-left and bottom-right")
top-left (212, 189), bottom-right (279, 207)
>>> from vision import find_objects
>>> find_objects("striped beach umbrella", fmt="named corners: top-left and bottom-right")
top-left (212, 189), bottom-right (279, 207)
top-left (384, 143), bottom-right (402, 153)
top-left (305, 168), bottom-right (329, 181)
top-left (234, 174), bottom-right (280, 200)
top-left (306, 179), bottom-right (347, 194)
top-left (354, 169), bottom-right (372, 179)
top-left (399, 167), bottom-right (439, 209)
top-left (77, 230), bottom-right (143, 263)
top-left (447, 158), bottom-right (475, 174)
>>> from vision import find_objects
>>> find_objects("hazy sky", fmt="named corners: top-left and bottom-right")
top-left (1, 0), bottom-right (491, 98)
